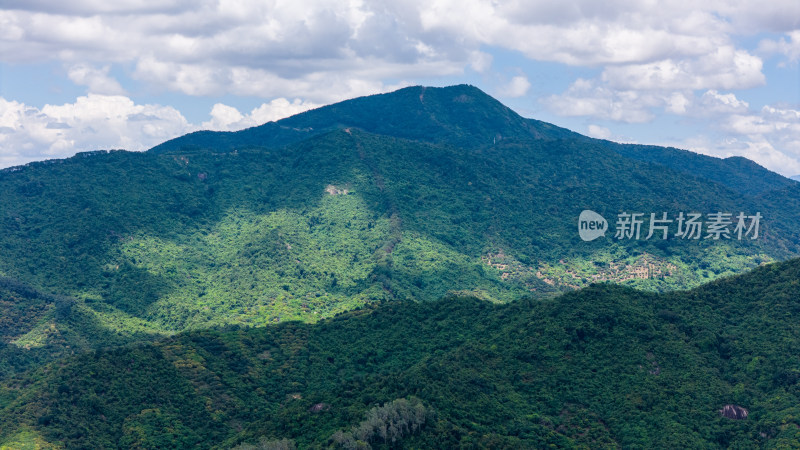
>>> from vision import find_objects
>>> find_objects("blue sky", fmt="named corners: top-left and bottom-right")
top-left (1, 1), bottom-right (799, 175)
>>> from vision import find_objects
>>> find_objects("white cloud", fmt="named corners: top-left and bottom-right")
top-left (601, 46), bottom-right (764, 91)
top-left (498, 76), bottom-right (530, 98)
top-left (248, 98), bottom-right (319, 124)
top-left (0, 1), bottom-right (779, 101)
top-left (1, 0), bottom-right (198, 15)
top-left (696, 90), bottom-right (750, 115)
top-left (131, 56), bottom-right (423, 102)
top-left (587, 124), bottom-right (611, 139)
top-left (715, 1), bottom-right (800, 34)
top-left (674, 104), bottom-right (800, 176)
top-left (685, 135), bottom-right (800, 177)
top-left (67, 63), bottom-right (127, 95)
top-left (419, 0), bottom-right (733, 66)
top-left (0, 95), bottom-right (192, 167)
top-left (202, 104), bottom-right (244, 131)
top-left (542, 78), bottom-right (658, 123)
top-left (724, 106), bottom-right (800, 137)
top-left (758, 30), bottom-right (800, 65)
top-left (663, 92), bottom-right (689, 115)
top-left (0, 94), bottom-right (323, 168)
top-left (468, 50), bottom-right (492, 73)
top-left (201, 98), bottom-right (318, 131)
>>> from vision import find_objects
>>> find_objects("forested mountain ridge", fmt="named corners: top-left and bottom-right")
top-left (0, 85), bottom-right (798, 379)
top-left (151, 84), bottom-right (795, 197)
top-left (0, 84), bottom-right (799, 448)
top-left (2, 257), bottom-right (799, 448)
top-left (148, 84), bottom-right (581, 155)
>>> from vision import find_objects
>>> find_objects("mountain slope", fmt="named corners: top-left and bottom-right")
top-left (149, 85), bottom-right (580, 155)
top-left (3, 258), bottom-right (799, 448)
top-left (606, 143), bottom-right (796, 195)
top-left (0, 127), bottom-right (794, 335)
top-left (0, 275), bottom-right (163, 379)
top-left (0, 85), bottom-right (798, 383)
top-left (151, 85), bottom-right (795, 198)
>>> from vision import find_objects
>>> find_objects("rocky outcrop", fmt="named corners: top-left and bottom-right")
top-left (720, 404), bottom-right (748, 420)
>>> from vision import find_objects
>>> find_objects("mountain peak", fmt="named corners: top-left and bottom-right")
top-left (149, 84), bottom-right (576, 154)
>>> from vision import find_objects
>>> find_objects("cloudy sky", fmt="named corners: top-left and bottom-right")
top-left (1, 1), bottom-right (799, 175)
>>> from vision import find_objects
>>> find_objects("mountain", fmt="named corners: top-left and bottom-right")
top-left (791, 175), bottom-right (800, 182)
top-left (152, 85), bottom-right (795, 197)
top-left (1, 84), bottom-right (800, 448)
top-left (0, 276), bottom-right (158, 379)
top-left (0, 86), bottom-right (800, 370)
top-left (2, 257), bottom-right (799, 448)
top-left (605, 143), bottom-right (797, 196)
top-left (0, 84), bottom-right (798, 378)
top-left (149, 85), bottom-right (581, 154)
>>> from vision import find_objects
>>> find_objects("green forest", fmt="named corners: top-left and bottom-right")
top-left (0, 85), bottom-right (798, 448)
top-left (2, 257), bottom-right (800, 448)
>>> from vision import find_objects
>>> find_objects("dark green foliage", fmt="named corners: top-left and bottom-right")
top-left (0, 85), bottom-right (799, 448)
top-left (606, 143), bottom-right (796, 196)
top-left (0, 276), bottom-right (157, 379)
top-left (0, 84), bottom-right (798, 381)
top-left (2, 258), bottom-right (800, 448)
top-left (150, 85), bottom-right (580, 155)
top-left (233, 438), bottom-right (296, 450)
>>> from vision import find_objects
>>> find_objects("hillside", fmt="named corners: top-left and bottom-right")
top-left (149, 85), bottom-right (580, 155)
top-left (151, 85), bottom-right (795, 198)
top-left (605, 143), bottom-right (796, 196)
top-left (0, 277), bottom-right (159, 380)
top-left (2, 258), bottom-right (799, 448)
top-left (0, 85), bottom-right (798, 379)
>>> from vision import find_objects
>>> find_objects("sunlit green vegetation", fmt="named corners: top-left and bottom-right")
top-left (2, 258), bottom-right (799, 448)
top-left (0, 85), bottom-right (797, 380)
top-left (0, 85), bottom-right (799, 448)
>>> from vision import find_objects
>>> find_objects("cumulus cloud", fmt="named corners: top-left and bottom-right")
top-left (601, 46), bottom-right (765, 91)
top-left (546, 45), bottom-right (764, 123)
top-left (686, 135), bottom-right (800, 177)
top-left (0, 95), bottom-right (191, 167)
top-left (202, 104), bottom-right (244, 131)
top-left (758, 30), bottom-right (800, 64)
top-left (724, 106), bottom-right (800, 137)
top-left (0, 95), bottom-right (320, 168)
top-left (248, 98), bottom-right (319, 124)
top-left (201, 98), bottom-right (318, 131)
top-left (672, 104), bottom-right (800, 176)
top-left (131, 55), bottom-right (422, 101)
top-left (546, 74), bottom-right (799, 174)
top-left (67, 63), bottom-right (127, 95)
top-left (0, 0), bottom-right (782, 101)
top-left (498, 76), bottom-right (531, 98)
top-left (0, 1), bottom-right (459, 102)
top-left (696, 90), bottom-right (750, 115)
top-left (715, 1), bottom-right (800, 34)
top-left (542, 78), bottom-right (659, 123)
top-left (587, 125), bottom-right (611, 139)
